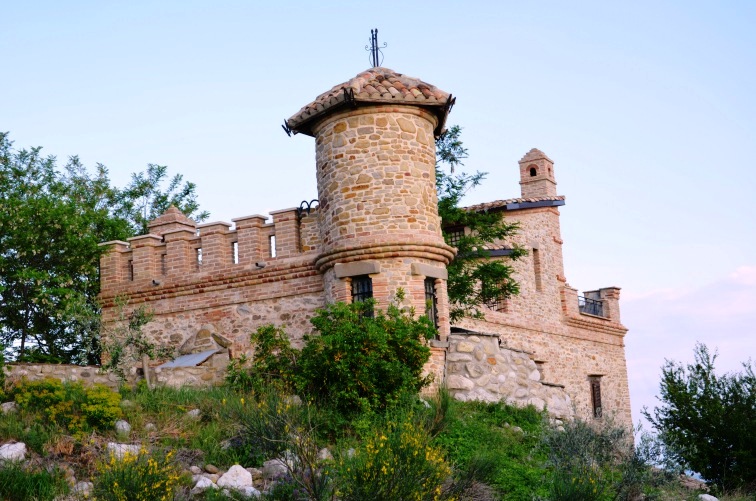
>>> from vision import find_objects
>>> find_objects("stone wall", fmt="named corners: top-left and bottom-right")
top-left (445, 332), bottom-right (573, 421)
top-left (4, 363), bottom-right (123, 390)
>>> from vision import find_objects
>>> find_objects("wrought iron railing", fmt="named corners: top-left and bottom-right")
top-left (578, 296), bottom-right (605, 317)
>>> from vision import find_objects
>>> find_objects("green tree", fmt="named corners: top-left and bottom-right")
top-left (0, 132), bottom-right (207, 363)
top-left (644, 343), bottom-right (756, 491)
top-left (436, 126), bottom-right (525, 321)
top-left (111, 163), bottom-right (209, 235)
top-left (296, 294), bottom-right (434, 418)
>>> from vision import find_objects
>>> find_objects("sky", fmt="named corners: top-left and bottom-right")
top-left (2, 1), bottom-right (755, 427)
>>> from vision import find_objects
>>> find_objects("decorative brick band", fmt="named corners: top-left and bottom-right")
top-left (315, 242), bottom-right (456, 273)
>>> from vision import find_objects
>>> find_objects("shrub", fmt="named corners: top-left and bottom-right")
top-left (0, 461), bottom-right (69, 501)
top-left (644, 343), bottom-right (756, 492)
top-left (12, 378), bottom-right (122, 437)
top-left (335, 412), bottom-right (451, 501)
top-left (226, 325), bottom-right (299, 393)
top-left (297, 297), bottom-right (434, 419)
top-left (93, 449), bottom-right (183, 501)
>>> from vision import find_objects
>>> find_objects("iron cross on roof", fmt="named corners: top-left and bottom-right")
top-left (365, 28), bottom-right (387, 67)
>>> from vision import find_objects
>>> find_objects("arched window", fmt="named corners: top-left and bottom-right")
top-left (529, 166), bottom-right (537, 177)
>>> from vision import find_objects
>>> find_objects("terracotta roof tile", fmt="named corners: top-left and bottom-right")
top-left (287, 67), bottom-right (453, 137)
top-left (463, 195), bottom-right (566, 213)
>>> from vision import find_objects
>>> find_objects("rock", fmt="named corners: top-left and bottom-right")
top-left (144, 423), bottom-right (157, 432)
top-left (106, 442), bottom-right (142, 460)
top-left (262, 458), bottom-right (288, 479)
top-left (191, 476), bottom-right (218, 494)
top-left (120, 399), bottom-right (134, 409)
top-left (0, 442), bottom-right (26, 461)
top-left (419, 398), bottom-right (431, 409)
top-left (237, 486), bottom-right (262, 498)
top-left (205, 464), bottom-right (220, 474)
top-left (446, 375), bottom-right (474, 391)
top-left (283, 395), bottom-right (302, 406)
top-left (72, 481), bottom-right (93, 497)
top-left (1, 402), bottom-right (17, 414)
top-left (217, 464), bottom-right (253, 489)
top-left (318, 448), bottom-right (333, 461)
top-left (186, 408), bottom-right (201, 419)
top-left (698, 495), bottom-right (718, 501)
top-left (115, 420), bottom-right (131, 435)
top-left (190, 465), bottom-right (203, 475)
top-left (246, 467), bottom-right (263, 480)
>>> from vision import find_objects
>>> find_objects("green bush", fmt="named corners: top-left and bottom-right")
top-left (335, 412), bottom-right (451, 501)
top-left (0, 461), bottom-right (69, 501)
top-left (94, 448), bottom-right (183, 501)
top-left (296, 298), bottom-right (434, 418)
top-left (12, 378), bottom-right (122, 437)
top-left (226, 325), bottom-right (299, 393)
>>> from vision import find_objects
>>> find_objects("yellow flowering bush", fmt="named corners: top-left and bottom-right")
top-left (93, 449), bottom-right (182, 501)
top-left (336, 416), bottom-right (451, 501)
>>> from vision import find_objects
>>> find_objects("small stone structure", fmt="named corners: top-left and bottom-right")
top-left (446, 331), bottom-right (572, 421)
top-left (96, 65), bottom-right (632, 426)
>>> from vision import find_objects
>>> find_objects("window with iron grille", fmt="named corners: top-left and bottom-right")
top-left (445, 227), bottom-right (465, 247)
top-left (424, 277), bottom-right (438, 328)
top-left (590, 377), bottom-right (603, 418)
top-left (486, 296), bottom-right (509, 313)
top-left (351, 275), bottom-right (373, 317)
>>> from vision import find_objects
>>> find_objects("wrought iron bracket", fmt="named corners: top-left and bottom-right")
top-left (343, 87), bottom-right (356, 108)
top-left (296, 199), bottom-right (319, 219)
top-left (281, 120), bottom-right (292, 137)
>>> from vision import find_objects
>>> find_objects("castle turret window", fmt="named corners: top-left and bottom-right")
top-left (529, 166), bottom-right (537, 177)
top-left (424, 277), bottom-right (438, 328)
top-left (351, 275), bottom-right (373, 303)
top-left (589, 376), bottom-right (603, 418)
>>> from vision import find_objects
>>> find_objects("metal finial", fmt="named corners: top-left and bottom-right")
top-left (364, 28), bottom-right (387, 67)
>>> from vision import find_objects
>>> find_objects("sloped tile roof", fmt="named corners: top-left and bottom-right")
top-left (287, 67), bottom-right (453, 137)
top-left (464, 195), bottom-right (566, 213)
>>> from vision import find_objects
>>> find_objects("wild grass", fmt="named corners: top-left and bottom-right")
top-left (0, 461), bottom-right (69, 501)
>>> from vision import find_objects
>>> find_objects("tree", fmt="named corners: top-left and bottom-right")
top-left (111, 164), bottom-right (209, 235)
top-left (644, 343), bottom-right (756, 491)
top-left (436, 126), bottom-right (525, 321)
top-left (0, 132), bottom-right (207, 363)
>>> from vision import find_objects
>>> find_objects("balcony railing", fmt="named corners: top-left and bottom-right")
top-left (578, 296), bottom-right (605, 317)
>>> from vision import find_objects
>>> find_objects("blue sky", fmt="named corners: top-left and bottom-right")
top-left (3, 1), bottom-right (755, 427)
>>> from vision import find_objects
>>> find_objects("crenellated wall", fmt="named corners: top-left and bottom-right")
top-left (99, 207), bottom-right (326, 356)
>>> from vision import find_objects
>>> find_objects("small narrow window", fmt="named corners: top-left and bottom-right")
top-left (351, 275), bottom-right (374, 317)
top-left (196, 248), bottom-right (203, 267)
top-left (127, 260), bottom-right (134, 281)
top-left (424, 278), bottom-right (438, 328)
top-left (232, 241), bottom-right (239, 264)
top-left (533, 248), bottom-right (542, 292)
top-left (161, 254), bottom-right (167, 275)
top-left (529, 166), bottom-right (537, 177)
top-left (590, 377), bottom-right (603, 418)
top-left (269, 235), bottom-right (277, 257)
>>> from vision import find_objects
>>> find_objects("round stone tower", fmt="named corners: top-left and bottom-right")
top-left (286, 67), bottom-right (455, 337)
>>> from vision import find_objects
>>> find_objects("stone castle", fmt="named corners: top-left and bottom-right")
top-left (98, 67), bottom-right (631, 426)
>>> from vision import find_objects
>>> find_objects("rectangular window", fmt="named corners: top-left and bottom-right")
top-left (269, 235), bottom-right (277, 257)
top-left (351, 275), bottom-right (374, 317)
top-left (127, 260), bottom-right (134, 281)
top-left (533, 248), bottom-right (542, 292)
top-left (161, 254), bottom-right (167, 275)
top-left (445, 227), bottom-right (465, 248)
top-left (590, 377), bottom-right (603, 418)
top-left (196, 248), bottom-right (203, 268)
top-left (424, 277), bottom-right (438, 328)
top-left (232, 241), bottom-right (239, 264)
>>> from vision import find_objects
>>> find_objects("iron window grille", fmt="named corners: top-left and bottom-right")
top-left (424, 278), bottom-right (439, 328)
top-left (351, 275), bottom-right (374, 317)
top-left (590, 377), bottom-right (603, 418)
top-left (445, 227), bottom-right (465, 247)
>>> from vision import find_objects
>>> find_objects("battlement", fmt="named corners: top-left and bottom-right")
top-left (99, 206), bottom-right (321, 299)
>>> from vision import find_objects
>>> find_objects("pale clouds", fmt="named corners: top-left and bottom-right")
top-left (623, 265), bottom-right (756, 428)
